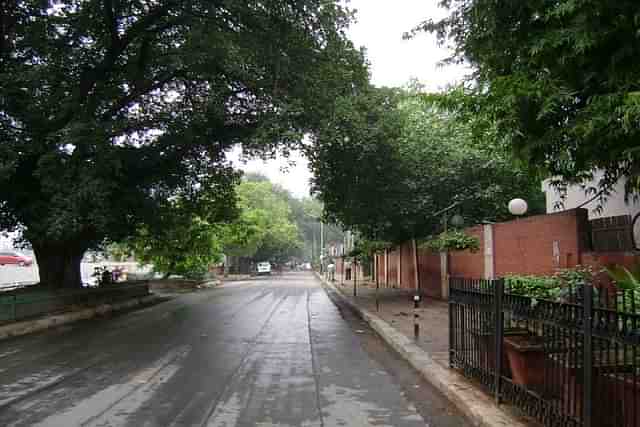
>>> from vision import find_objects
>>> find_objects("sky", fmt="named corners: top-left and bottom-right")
top-left (232, 1), bottom-right (468, 198)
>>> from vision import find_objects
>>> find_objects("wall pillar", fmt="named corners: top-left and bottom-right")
top-left (483, 223), bottom-right (495, 279)
top-left (384, 249), bottom-right (389, 288)
top-left (397, 245), bottom-right (402, 288)
top-left (412, 239), bottom-right (420, 292)
top-left (440, 252), bottom-right (449, 299)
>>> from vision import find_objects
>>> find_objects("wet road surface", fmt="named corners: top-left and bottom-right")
top-left (0, 272), bottom-right (471, 426)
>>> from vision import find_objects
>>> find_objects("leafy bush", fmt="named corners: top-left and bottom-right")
top-left (504, 275), bottom-right (562, 300)
top-left (605, 264), bottom-right (640, 314)
top-left (505, 265), bottom-right (598, 301)
top-left (606, 264), bottom-right (640, 291)
top-left (421, 230), bottom-right (480, 253)
top-left (554, 265), bottom-right (597, 288)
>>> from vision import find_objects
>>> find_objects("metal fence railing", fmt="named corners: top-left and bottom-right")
top-left (449, 277), bottom-right (640, 427)
top-left (0, 282), bottom-right (150, 324)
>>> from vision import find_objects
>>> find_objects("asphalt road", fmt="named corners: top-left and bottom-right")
top-left (0, 272), bottom-right (470, 427)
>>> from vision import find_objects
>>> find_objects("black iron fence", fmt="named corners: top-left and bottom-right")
top-left (449, 277), bottom-right (640, 427)
top-left (0, 282), bottom-right (150, 324)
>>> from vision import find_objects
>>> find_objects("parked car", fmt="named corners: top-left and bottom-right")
top-left (256, 262), bottom-right (271, 275)
top-left (0, 251), bottom-right (33, 267)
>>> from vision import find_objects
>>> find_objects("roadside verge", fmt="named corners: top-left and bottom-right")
top-left (315, 272), bottom-right (528, 427)
top-left (0, 293), bottom-right (167, 341)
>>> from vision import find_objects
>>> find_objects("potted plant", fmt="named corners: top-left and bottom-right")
top-left (501, 269), bottom-right (594, 391)
top-left (467, 315), bottom-right (530, 377)
top-left (598, 264), bottom-right (640, 426)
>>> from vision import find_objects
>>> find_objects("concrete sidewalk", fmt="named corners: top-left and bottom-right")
top-left (0, 293), bottom-right (167, 341)
top-left (333, 277), bottom-right (451, 365)
top-left (319, 273), bottom-right (529, 427)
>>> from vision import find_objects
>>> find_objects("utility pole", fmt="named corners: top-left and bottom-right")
top-left (312, 229), bottom-right (316, 266)
top-left (320, 220), bottom-right (324, 273)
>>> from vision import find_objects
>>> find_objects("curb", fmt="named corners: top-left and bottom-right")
top-left (315, 272), bottom-right (527, 427)
top-left (0, 294), bottom-right (167, 341)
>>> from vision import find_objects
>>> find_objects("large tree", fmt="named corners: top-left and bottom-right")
top-left (308, 88), bottom-right (410, 241)
top-left (0, 1), bottom-right (367, 288)
top-left (221, 179), bottom-right (301, 264)
top-left (310, 87), bottom-right (544, 243)
top-left (413, 1), bottom-right (640, 199)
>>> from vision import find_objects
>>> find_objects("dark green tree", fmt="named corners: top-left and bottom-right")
top-left (0, 1), bottom-right (367, 288)
top-left (412, 0), bottom-right (640, 199)
top-left (308, 88), bottom-right (410, 241)
top-left (221, 179), bottom-right (302, 264)
top-left (310, 87), bottom-right (544, 243)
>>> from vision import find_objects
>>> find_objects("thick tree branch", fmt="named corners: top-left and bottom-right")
top-left (102, 70), bottom-right (184, 119)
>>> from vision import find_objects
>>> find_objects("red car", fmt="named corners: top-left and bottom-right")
top-left (0, 251), bottom-right (33, 267)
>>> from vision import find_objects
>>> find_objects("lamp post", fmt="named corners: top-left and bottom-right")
top-left (450, 214), bottom-right (464, 228)
top-left (320, 220), bottom-right (324, 274)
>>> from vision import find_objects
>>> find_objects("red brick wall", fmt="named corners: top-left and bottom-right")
top-left (449, 226), bottom-right (485, 278)
top-left (418, 250), bottom-right (441, 298)
top-left (370, 209), bottom-right (600, 298)
top-left (493, 209), bottom-right (587, 276)
top-left (582, 251), bottom-right (640, 270)
top-left (399, 241), bottom-right (416, 290)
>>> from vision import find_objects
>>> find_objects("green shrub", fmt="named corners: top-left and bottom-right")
top-left (421, 230), bottom-right (480, 253)
top-left (504, 275), bottom-right (562, 300)
top-left (505, 265), bottom-right (599, 302)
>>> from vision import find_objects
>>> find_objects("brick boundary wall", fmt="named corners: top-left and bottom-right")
top-left (373, 209), bottom-right (640, 299)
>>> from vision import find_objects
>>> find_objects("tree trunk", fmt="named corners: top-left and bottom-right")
top-left (34, 245), bottom-right (85, 289)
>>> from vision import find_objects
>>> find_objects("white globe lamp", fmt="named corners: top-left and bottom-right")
top-left (450, 214), bottom-right (464, 228)
top-left (508, 198), bottom-right (528, 216)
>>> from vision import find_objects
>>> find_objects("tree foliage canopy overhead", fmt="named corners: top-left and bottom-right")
top-left (222, 179), bottom-right (302, 263)
top-left (310, 87), bottom-right (544, 243)
top-left (0, 0), bottom-right (367, 287)
top-left (413, 0), bottom-right (640, 198)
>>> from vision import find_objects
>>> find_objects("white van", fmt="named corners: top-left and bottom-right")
top-left (257, 262), bottom-right (271, 275)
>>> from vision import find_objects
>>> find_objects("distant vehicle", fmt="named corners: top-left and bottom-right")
top-left (256, 262), bottom-right (271, 275)
top-left (302, 262), bottom-right (312, 270)
top-left (0, 251), bottom-right (33, 267)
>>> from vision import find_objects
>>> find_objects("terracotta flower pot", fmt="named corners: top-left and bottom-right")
top-left (504, 334), bottom-right (546, 391)
top-left (470, 328), bottom-right (530, 376)
top-left (601, 374), bottom-right (640, 427)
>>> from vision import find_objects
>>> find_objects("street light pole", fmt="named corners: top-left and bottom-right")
top-left (320, 220), bottom-right (324, 274)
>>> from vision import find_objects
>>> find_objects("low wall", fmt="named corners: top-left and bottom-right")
top-left (494, 210), bottom-right (587, 276)
top-left (359, 209), bottom-right (640, 299)
top-left (449, 226), bottom-right (485, 278)
top-left (418, 251), bottom-right (441, 298)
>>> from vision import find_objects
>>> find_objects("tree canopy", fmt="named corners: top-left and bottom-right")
top-left (310, 87), bottom-right (544, 243)
top-left (412, 0), bottom-right (640, 199)
top-left (0, 1), bottom-right (367, 287)
top-left (222, 179), bottom-right (302, 264)
top-left (128, 176), bottom-right (315, 278)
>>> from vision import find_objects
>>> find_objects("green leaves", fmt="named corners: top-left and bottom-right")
top-left (0, 0), bottom-right (367, 260)
top-left (219, 180), bottom-right (302, 263)
top-left (421, 231), bottom-right (480, 253)
top-left (310, 87), bottom-right (544, 244)
top-left (416, 0), bottom-right (640, 197)
top-left (605, 265), bottom-right (640, 291)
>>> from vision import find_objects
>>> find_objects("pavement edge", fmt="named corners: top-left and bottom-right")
top-left (314, 272), bottom-right (527, 427)
top-left (0, 293), bottom-right (167, 341)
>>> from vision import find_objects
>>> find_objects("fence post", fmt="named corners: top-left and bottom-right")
top-left (494, 278), bottom-right (504, 403)
top-left (583, 283), bottom-right (593, 427)
top-left (448, 278), bottom-right (454, 368)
